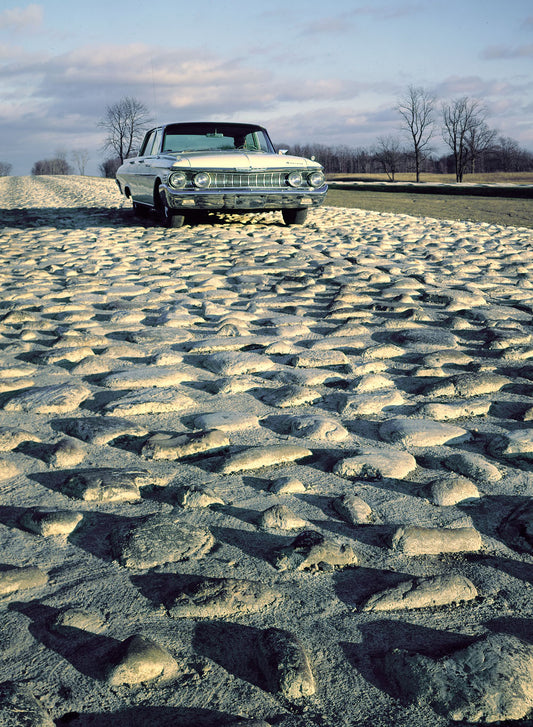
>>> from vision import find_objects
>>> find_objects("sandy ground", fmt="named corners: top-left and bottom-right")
top-left (0, 175), bottom-right (532, 727)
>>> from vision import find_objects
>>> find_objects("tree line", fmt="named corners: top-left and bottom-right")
top-left (5, 89), bottom-right (531, 181)
top-left (285, 87), bottom-right (533, 181)
top-left (284, 134), bottom-right (533, 180)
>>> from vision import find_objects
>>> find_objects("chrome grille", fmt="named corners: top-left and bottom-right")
top-left (208, 171), bottom-right (287, 189)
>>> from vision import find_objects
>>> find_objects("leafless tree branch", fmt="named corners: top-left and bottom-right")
top-left (98, 97), bottom-right (153, 164)
top-left (397, 85), bottom-right (435, 181)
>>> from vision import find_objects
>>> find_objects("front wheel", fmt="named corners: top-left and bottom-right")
top-left (157, 188), bottom-right (186, 228)
top-left (165, 212), bottom-right (186, 228)
top-left (282, 208), bottom-right (308, 226)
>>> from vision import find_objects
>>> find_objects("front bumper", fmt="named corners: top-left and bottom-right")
top-left (160, 185), bottom-right (328, 211)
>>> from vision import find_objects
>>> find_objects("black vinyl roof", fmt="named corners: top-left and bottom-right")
top-left (162, 122), bottom-right (267, 134)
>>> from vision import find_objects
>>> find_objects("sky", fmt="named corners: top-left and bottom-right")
top-left (1, 0), bottom-right (532, 175)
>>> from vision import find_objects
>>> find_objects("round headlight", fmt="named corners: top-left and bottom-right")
top-left (193, 172), bottom-right (211, 188)
top-left (287, 171), bottom-right (303, 188)
top-left (307, 170), bottom-right (325, 188)
top-left (169, 171), bottom-right (187, 189)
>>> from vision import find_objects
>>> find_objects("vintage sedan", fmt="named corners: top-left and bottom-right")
top-left (115, 122), bottom-right (327, 227)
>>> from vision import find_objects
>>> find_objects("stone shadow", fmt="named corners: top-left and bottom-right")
top-left (0, 207), bottom-right (149, 231)
top-left (9, 601), bottom-right (116, 680)
top-left (458, 495), bottom-right (532, 548)
top-left (334, 566), bottom-right (416, 609)
top-left (317, 517), bottom-right (391, 548)
top-left (4, 494), bottom-right (133, 563)
top-left (467, 553), bottom-right (533, 586)
top-left (0, 505), bottom-right (33, 531)
top-left (130, 572), bottom-right (203, 611)
top-left (341, 620), bottom-right (475, 699)
top-left (55, 706), bottom-right (236, 727)
top-left (192, 620), bottom-right (265, 691)
top-left (210, 525), bottom-right (288, 568)
top-left (486, 615), bottom-right (533, 644)
top-left (213, 504), bottom-right (263, 528)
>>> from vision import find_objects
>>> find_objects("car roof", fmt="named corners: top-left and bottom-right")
top-left (160, 121), bottom-right (268, 133)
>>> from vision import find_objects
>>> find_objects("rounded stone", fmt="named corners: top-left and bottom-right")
top-left (379, 418), bottom-right (471, 447)
top-left (391, 525), bottom-right (482, 555)
top-left (105, 634), bottom-right (179, 686)
top-left (257, 627), bottom-right (316, 700)
top-left (361, 573), bottom-right (478, 611)
top-left (427, 475), bottom-right (480, 506)
top-left (258, 504), bottom-right (308, 530)
top-left (334, 449), bottom-right (417, 480)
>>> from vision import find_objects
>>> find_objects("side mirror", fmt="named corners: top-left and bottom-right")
top-left (278, 149), bottom-right (288, 155)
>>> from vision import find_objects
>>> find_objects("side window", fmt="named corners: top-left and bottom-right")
top-left (244, 132), bottom-right (269, 151)
top-left (140, 130), bottom-right (156, 156)
top-left (149, 129), bottom-right (163, 155)
top-left (244, 133), bottom-right (259, 150)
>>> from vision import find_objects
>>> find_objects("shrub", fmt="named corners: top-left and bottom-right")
top-left (31, 158), bottom-right (72, 175)
top-left (99, 157), bottom-right (122, 178)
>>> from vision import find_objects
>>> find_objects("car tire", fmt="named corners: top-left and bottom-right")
top-left (282, 208), bottom-right (308, 225)
top-left (157, 188), bottom-right (186, 228)
top-left (166, 213), bottom-right (186, 228)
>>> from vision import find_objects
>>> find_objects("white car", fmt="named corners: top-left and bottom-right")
top-left (115, 122), bottom-right (327, 227)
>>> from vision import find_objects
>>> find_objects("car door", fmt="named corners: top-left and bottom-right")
top-left (136, 128), bottom-right (164, 204)
top-left (121, 129), bottom-right (160, 204)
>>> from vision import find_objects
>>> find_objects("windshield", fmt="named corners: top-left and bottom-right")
top-left (161, 123), bottom-right (274, 154)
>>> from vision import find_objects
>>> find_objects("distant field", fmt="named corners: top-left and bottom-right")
top-left (324, 171), bottom-right (533, 228)
top-left (326, 171), bottom-right (533, 185)
top-left (325, 189), bottom-right (533, 228)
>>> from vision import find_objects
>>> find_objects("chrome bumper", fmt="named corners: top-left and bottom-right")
top-left (161, 185), bottom-right (328, 211)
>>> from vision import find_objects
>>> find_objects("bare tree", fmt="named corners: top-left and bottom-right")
top-left (277, 135), bottom-right (532, 176)
top-left (496, 136), bottom-right (520, 172)
top-left (442, 97), bottom-right (492, 182)
top-left (71, 149), bottom-right (90, 175)
top-left (492, 135), bottom-right (533, 172)
top-left (98, 97), bottom-right (153, 164)
top-left (31, 158), bottom-right (72, 175)
top-left (397, 85), bottom-right (434, 182)
top-left (0, 162), bottom-right (12, 176)
top-left (99, 157), bottom-right (122, 178)
top-left (374, 136), bottom-right (404, 181)
top-left (466, 121), bottom-right (497, 174)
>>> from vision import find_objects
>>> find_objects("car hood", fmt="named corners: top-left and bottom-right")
top-left (168, 151), bottom-right (321, 171)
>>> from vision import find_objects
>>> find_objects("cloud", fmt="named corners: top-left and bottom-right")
top-left (433, 75), bottom-right (531, 100)
top-left (1, 42), bottom-right (374, 119)
top-left (1, 41), bottom-right (387, 172)
top-left (301, 16), bottom-right (353, 35)
top-left (482, 44), bottom-right (533, 59)
top-left (0, 3), bottom-right (43, 31)
top-left (300, 4), bottom-right (420, 34)
top-left (265, 105), bottom-right (401, 147)
top-left (352, 3), bottom-right (421, 20)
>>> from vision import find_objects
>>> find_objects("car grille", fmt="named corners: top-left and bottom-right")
top-left (208, 171), bottom-right (287, 189)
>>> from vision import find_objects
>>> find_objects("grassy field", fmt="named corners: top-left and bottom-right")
top-left (325, 171), bottom-right (533, 228)
top-left (326, 171), bottom-right (533, 185)
top-left (325, 189), bottom-right (533, 228)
